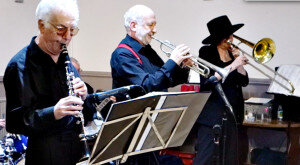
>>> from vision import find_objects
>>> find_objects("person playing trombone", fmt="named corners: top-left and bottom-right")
top-left (194, 15), bottom-right (249, 165)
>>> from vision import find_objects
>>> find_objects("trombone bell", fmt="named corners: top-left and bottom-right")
top-left (253, 38), bottom-right (276, 64)
top-left (231, 35), bottom-right (294, 94)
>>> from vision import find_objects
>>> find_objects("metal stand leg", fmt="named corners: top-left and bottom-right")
top-left (207, 76), bottom-right (236, 165)
top-left (213, 124), bottom-right (222, 165)
top-left (152, 151), bottom-right (160, 165)
top-left (221, 112), bottom-right (228, 165)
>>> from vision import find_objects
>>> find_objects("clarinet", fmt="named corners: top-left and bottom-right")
top-left (62, 44), bottom-right (91, 161)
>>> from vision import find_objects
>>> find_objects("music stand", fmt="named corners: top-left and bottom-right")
top-left (267, 64), bottom-right (300, 122)
top-left (267, 64), bottom-right (300, 97)
top-left (81, 91), bottom-right (211, 165)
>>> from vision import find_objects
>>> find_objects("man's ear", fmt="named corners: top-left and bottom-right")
top-left (130, 21), bottom-right (137, 32)
top-left (38, 20), bottom-right (45, 34)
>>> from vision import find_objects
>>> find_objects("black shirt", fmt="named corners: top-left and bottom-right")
top-left (197, 45), bottom-right (249, 126)
top-left (111, 35), bottom-right (189, 93)
top-left (4, 36), bottom-right (94, 136)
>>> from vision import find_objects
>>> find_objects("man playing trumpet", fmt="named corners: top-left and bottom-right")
top-left (110, 4), bottom-right (192, 164)
top-left (111, 4), bottom-right (192, 93)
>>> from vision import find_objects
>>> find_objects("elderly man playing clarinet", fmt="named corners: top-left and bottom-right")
top-left (3, 0), bottom-right (95, 164)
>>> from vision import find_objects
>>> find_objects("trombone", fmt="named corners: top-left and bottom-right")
top-left (228, 35), bottom-right (295, 94)
top-left (151, 36), bottom-right (230, 81)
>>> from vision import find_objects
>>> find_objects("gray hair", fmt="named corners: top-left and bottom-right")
top-left (123, 5), bottom-right (154, 32)
top-left (36, 0), bottom-right (79, 26)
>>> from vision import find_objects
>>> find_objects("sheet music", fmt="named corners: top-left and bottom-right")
top-left (136, 91), bottom-right (195, 99)
top-left (267, 64), bottom-right (300, 97)
top-left (134, 91), bottom-right (195, 151)
top-left (135, 96), bottom-right (167, 151)
top-left (245, 97), bottom-right (272, 105)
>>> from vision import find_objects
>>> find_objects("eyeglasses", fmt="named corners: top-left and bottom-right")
top-left (147, 23), bottom-right (156, 30)
top-left (47, 21), bottom-right (79, 36)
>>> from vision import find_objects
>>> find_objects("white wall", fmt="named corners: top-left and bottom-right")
top-left (1, 0), bottom-right (300, 80)
top-left (0, 1), bottom-right (38, 76)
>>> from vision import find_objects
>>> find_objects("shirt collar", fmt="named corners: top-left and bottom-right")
top-left (27, 36), bottom-right (67, 67)
top-left (121, 34), bottom-right (145, 53)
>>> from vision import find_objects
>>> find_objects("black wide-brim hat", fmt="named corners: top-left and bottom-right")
top-left (202, 15), bottom-right (244, 44)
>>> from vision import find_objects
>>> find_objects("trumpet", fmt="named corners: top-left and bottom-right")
top-left (151, 36), bottom-right (230, 81)
top-left (228, 35), bottom-right (295, 94)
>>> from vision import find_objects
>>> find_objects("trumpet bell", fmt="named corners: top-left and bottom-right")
top-left (151, 36), bottom-right (230, 80)
top-left (253, 38), bottom-right (276, 64)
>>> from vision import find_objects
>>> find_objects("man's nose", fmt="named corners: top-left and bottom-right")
top-left (152, 26), bottom-right (157, 33)
top-left (62, 28), bottom-right (72, 40)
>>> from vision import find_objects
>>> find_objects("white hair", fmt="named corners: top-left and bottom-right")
top-left (124, 5), bottom-right (154, 32)
top-left (36, 0), bottom-right (79, 26)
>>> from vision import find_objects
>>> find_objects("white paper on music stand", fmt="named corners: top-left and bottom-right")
top-left (267, 64), bottom-right (300, 97)
top-left (137, 91), bottom-right (195, 99)
top-left (135, 96), bottom-right (167, 151)
top-left (245, 97), bottom-right (272, 105)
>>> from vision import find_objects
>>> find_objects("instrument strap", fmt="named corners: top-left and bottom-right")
top-left (117, 44), bottom-right (143, 64)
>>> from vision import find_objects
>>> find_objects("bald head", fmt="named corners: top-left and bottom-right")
top-left (124, 5), bottom-right (155, 32)
top-left (123, 5), bottom-right (157, 46)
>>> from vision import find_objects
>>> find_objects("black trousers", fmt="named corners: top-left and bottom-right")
top-left (193, 121), bottom-right (238, 165)
top-left (25, 132), bottom-right (84, 165)
top-left (121, 151), bottom-right (183, 165)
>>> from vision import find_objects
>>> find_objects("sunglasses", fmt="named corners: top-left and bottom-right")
top-left (47, 21), bottom-right (79, 36)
